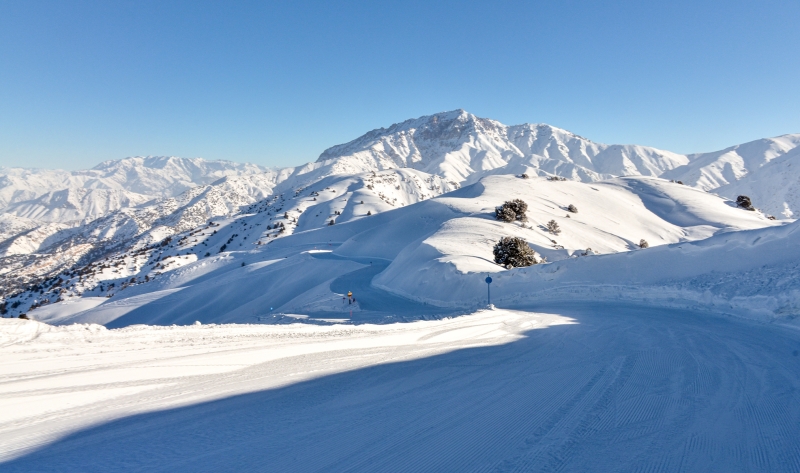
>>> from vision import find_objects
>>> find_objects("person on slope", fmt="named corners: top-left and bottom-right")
top-left (347, 291), bottom-right (353, 304)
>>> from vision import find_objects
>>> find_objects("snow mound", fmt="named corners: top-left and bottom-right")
top-left (0, 318), bottom-right (107, 347)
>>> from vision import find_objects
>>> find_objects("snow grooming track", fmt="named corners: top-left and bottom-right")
top-left (2, 303), bottom-right (800, 472)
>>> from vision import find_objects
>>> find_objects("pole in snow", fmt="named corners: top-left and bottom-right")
top-left (485, 276), bottom-right (492, 306)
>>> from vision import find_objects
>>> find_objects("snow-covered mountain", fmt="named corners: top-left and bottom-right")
top-left (320, 111), bottom-right (800, 218)
top-left (0, 173), bottom-right (283, 297)
top-left (713, 145), bottom-right (800, 218)
top-left (0, 156), bottom-right (270, 223)
top-left (662, 133), bottom-right (800, 217)
top-left (4, 188), bottom-right (154, 223)
top-left (8, 111), bottom-right (797, 232)
top-left (318, 110), bottom-right (688, 183)
top-left (662, 134), bottom-right (800, 190)
top-left (0, 215), bottom-right (70, 256)
top-left (2, 110), bottom-right (799, 322)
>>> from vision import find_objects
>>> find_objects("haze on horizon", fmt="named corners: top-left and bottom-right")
top-left (1, 0), bottom-right (799, 171)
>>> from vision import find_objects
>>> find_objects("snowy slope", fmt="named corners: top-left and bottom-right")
top-left (0, 215), bottom-right (70, 256)
top-left (0, 173), bottom-right (279, 298)
top-left (4, 188), bottom-right (153, 223)
top-left (23, 175), bottom-right (784, 326)
top-left (318, 110), bottom-right (688, 183)
top-left (662, 133), bottom-right (800, 190)
top-left (19, 167), bottom-right (452, 259)
top-left (377, 210), bottom-right (800, 318)
top-left (711, 145), bottom-right (800, 218)
top-left (0, 215), bottom-right (41, 246)
top-left (660, 133), bottom-right (800, 217)
top-left (0, 168), bottom-right (458, 310)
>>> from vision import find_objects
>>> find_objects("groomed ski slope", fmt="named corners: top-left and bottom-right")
top-left (2, 304), bottom-right (800, 472)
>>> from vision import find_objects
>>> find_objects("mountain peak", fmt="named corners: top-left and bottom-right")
top-left (316, 111), bottom-right (686, 183)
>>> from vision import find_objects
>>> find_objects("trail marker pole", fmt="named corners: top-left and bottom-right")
top-left (485, 276), bottom-right (492, 306)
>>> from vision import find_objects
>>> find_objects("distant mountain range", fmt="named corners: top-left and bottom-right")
top-left (1, 110), bottom-right (798, 313)
top-left (0, 156), bottom-right (271, 223)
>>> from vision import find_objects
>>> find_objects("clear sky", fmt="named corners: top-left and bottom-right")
top-left (1, 0), bottom-right (799, 170)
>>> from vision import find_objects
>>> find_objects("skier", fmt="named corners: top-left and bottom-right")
top-left (347, 291), bottom-right (353, 304)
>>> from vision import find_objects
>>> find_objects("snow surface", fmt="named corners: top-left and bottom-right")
top-left (24, 174), bottom-right (788, 328)
top-left (2, 304), bottom-right (800, 472)
top-left (3, 115), bottom-right (800, 471)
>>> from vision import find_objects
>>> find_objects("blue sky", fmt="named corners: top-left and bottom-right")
top-left (1, 0), bottom-right (798, 170)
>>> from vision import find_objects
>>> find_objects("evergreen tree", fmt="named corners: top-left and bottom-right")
top-left (546, 220), bottom-right (561, 235)
top-left (736, 195), bottom-right (755, 211)
top-left (495, 199), bottom-right (528, 222)
top-left (493, 237), bottom-right (538, 268)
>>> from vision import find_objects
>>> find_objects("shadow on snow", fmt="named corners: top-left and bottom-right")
top-left (5, 303), bottom-right (800, 472)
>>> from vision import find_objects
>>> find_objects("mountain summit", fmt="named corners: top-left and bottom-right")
top-left (318, 110), bottom-right (688, 183)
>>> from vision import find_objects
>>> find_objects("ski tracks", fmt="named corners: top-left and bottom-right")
top-left (3, 305), bottom-right (800, 472)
